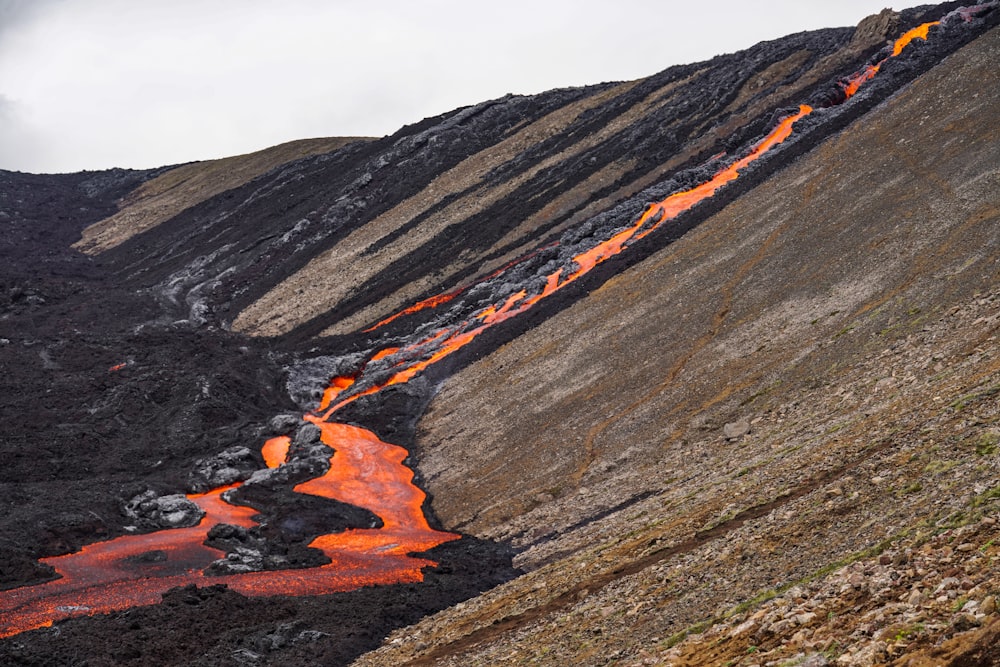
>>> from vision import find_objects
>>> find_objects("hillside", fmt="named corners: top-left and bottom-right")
top-left (1, 3), bottom-right (998, 666)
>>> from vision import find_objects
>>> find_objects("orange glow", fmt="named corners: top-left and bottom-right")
top-left (841, 21), bottom-right (940, 98)
top-left (315, 104), bottom-right (815, 418)
top-left (261, 435), bottom-right (292, 469)
top-left (108, 362), bottom-right (126, 372)
top-left (0, 484), bottom-right (258, 638)
top-left (0, 422), bottom-right (457, 639)
top-left (328, 15), bottom-right (949, 413)
top-left (0, 17), bottom-right (958, 640)
top-left (843, 64), bottom-right (879, 98)
top-left (892, 21), bottom-right (939, 56)
top-left (317, 374), bottom-right (357, 412)
top-left (370, 346), bottom-right (401, 361)
top-left (363, 289), bottom-right (464, 332)
top-left (363, 243), bottom-right (561, 333)
top-left (570, 105), bottom-right (813, 279)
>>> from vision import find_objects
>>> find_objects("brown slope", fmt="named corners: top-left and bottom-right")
top-left (72, 136), bottom-right (370, 254)
top-left (353, 25), bottom-right (1000, 667)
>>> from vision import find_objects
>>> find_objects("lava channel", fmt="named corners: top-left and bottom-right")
top-left (0, 427), bottom-right (457, 639)
top-left (0, 14), bottom-right (974, 640)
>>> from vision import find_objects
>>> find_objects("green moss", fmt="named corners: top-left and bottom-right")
top-left (663, 618), bottom-right (715, 649)
top-left (832, 323), bottom-right (856, 340)
top-left (950, 383), bottom-right (1000, 412)
top-left (971, 432), bottom-right (999, 456)
top-left (924, 459), bottom-right (958, 475)
top-left (740, 379), bottom-right (783, 407)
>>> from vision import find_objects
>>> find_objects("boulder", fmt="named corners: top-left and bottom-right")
top-left (124, 491), bottom-right (204, 529)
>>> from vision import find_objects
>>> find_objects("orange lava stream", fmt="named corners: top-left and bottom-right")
top-left (0, 18), bottom-right (956, 641)
top-left (842, 21), bottom-right (940, 97)
top-left (295, 419), bottom-right (457, 557)
top-left (317, 106), bottom-right (815, 419)
top-left (0, 423), bottom-right (457, 639)
top-left (570, 105), bottom-right (812, 279)
top-left (363, 289), bottom-right (465, 333)
top-left (0, 485), bottom-right (257, 639)
top-left (892, 21), bottom-right (940, 56)
top-left (323, 20), bottom-right (950, 415)
top-left (363, 242), bottom-right (560, 333)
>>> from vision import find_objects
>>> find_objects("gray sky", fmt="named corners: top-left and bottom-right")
top-left (0, 0), bottom-right (915, 174)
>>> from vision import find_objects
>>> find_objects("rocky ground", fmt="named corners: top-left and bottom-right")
top-left (354, 284), bottom-right (1000, 666)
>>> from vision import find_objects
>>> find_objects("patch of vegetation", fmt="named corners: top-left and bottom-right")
top-left (949, 383), bottom-right (1000, 412)
top-left (888, 622), bottom-right (925, 643)
top-left (676, 538), bottom-right (902, 655)
top-left (972, 484), bottom-right (1000, 510)
top-left (740, 379), bottom-right (783, 407)
top-left (663, 618), bottom-right (714, 649)
top-left (924, 459), bottom-right (958, 475)
top-left (832, 323), bottom-right (856, 340)
top-left (970, 432), bottom-right (999, 456)
top-left (823, 642), bottom-right (843, 659)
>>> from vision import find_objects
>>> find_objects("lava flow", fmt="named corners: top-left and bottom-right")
top-left (842, 20), bottom-right (941, 96)
top-left (352, 20), bottom-right (949, 344)
top-left (0, 14), bottom-right (975, 641)
top-left (313, 18), bottom-right (958, 422)
top-left (0, 426), bottom-right (456, 639)
top-left (313, 104), bottom-right (816, 420)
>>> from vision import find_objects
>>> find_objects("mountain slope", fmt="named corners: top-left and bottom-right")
top-left (73, 137), bottom-right (372, 254)
top-left (0, 4), bottom-right (998, 666)
top-left (359, 23), bottom-right (1000, 666)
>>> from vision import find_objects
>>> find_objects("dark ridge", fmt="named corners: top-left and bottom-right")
top-left (99, 87), bottom-right (598, 324)
top-left (277, 29), bottom-right (871, 342)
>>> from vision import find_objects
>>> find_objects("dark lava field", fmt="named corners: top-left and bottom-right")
top-left (2, 3), bottom-right (999, 665)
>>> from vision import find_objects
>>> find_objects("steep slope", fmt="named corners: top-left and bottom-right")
top-left (0, 3), bottom-right (997, 666)
top-left (355, 23), bottom-right (1000, 666)
top-left (88, 14), bottom-right (903, 336)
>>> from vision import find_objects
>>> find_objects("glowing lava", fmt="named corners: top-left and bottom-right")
top-left (261, 435), bottom-right (291, 469)
top-left (318, 19), bottom-right (957, 416)
top-left (0, 14), bottom-right (978, 640)
top-left (0, 422), bottom-right (457, 639)
top-left (842, 21), bottom-right (940, 97)
top-left (311, 104), bottom-right (816, 422)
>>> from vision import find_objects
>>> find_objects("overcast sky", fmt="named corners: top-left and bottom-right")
top-left (1, 1), bottom-right (917, 174)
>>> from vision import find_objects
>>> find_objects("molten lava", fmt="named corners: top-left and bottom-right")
top-left (0, 15), bottom-right (976, 640)
top-left (261, 435), bottom-right (291, 469)
top-left (363, 289), bottom-right (464, 333)
top-left (0, 424), bottom-right (456, 639)
top-left (842, 21), bottom-right (940, 97)
top-left (363, 242), bottom-right (560, 333)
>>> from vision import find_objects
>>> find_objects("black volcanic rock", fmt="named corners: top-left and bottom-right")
top-left (0, 4), bottom-right (998, 665)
